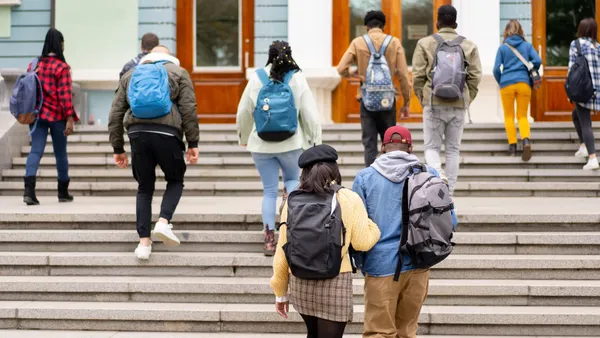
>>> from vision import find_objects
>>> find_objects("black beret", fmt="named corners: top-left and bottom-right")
top-left (298, 144), bottom-right (339, 169)
top-left (364, 10), bottom-right (386, 26)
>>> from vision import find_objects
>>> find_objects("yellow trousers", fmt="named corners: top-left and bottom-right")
top-left (500, 82), bottom-right (532, 145)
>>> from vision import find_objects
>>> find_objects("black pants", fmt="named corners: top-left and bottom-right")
top-left (301, 314), bottom-right (347, 338)
top-left (130, 132), bottom-right (186, 238)
top-left (572, 105), bottom-right (597, 155)
top-left (360, 100), bottom-right (397, 167)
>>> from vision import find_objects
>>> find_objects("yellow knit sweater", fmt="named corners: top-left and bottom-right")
top-left (270, 188), bottom-right (381, 297)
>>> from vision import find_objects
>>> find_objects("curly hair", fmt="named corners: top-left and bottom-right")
top-left (265, 40), bottom-right (301, 82)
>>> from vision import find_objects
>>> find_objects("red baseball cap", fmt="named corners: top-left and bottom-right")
top-left (383, 126), bottom-right (412, 145)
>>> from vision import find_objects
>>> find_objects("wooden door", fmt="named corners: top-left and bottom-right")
top-left (332, 0), bottom-right (451, 123)
top-left (532, 0), bottom-right (600, 121)
top-left (177, 0), bottom-right (254, 123)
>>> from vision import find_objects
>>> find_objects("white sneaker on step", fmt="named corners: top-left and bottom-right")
top-left (152, 222), bottom-right (181, 246)
top-left (583, 157), bottom-right (600, 170)
top-left (135, 243), bottom-right (152, 260)
top-left (575, 146), bottom-right (589, 158)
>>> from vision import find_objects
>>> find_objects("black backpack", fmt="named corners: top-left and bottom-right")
top-left (283, 185), bottom-right (345, 280)
top-left (565, 39), bottom-right (595, 103)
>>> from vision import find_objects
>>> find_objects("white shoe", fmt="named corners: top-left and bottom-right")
top-left (152, 222), bottom-right (181, 246)
top-left (583, 157), bottom-right (600, 170)
top-left (575, 145), bottom-right (589, 158)
top-left (135, 243), bottom-right (152, 260)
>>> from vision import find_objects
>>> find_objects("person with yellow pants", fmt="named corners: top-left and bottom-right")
top-left (493, 20), bottom-right (541, 161)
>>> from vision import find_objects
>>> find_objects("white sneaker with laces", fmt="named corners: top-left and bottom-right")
top-left (575, 145), bottom-right (589, 158)
top-left (583, 157), bottom-right (600, 170)
top-left (135, 243), bottom-right (152, 260)
top-left (152, 222), bottom-right (181, 246)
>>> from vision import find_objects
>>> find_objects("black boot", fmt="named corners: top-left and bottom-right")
top-left (507, 144), bottom-right (517, 156)
top-left (522, 138), bottom-right (532, 162)
top-left (23, 176), bottom-right (40, 206)
top-left (58, 179), bottom-right (74, 203)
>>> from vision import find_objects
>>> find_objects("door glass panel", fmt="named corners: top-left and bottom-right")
top-left (402, 0), bottom-right (434, 66)
top-left (195, 0), bottom-right (240, 68)
top-left (350, 0), bottom-right (382, 42)
top-left (546, 0), bottom-right (595, 67)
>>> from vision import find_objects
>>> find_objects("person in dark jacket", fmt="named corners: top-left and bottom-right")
top-left (23, 28), bottom-right (77, 206)
top-left (119, 33), bottom-right (159, 79)
top-left (493, 19), bottom-right (541, 161)
top-left (109, 46), bottom-right (200, 260)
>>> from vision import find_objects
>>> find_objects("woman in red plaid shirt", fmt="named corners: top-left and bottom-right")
top-left (23, 28), bottom-right (78, 205)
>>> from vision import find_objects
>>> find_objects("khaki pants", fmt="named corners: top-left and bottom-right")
top-left (363, 269), bottom-right (430, 338)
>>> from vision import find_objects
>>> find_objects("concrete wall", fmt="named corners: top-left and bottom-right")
top-left (0, 0), bottom-right (51, 69)
top-left (139, 0), bottom-right (177, 54)
top-left (254, 0), bottom-right (288, 67)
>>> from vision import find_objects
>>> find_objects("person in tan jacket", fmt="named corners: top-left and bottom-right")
top-left (337, 11), bottom-right (411, 167)
top-left (412, 5), bottom-right (482, 196)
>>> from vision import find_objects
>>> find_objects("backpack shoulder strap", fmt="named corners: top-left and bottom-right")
top-left (450, 36), bottom-right (465, 46)
top-left (256, 68), bottom-right (270, 86)
top-left (575, 39), bottom-right (584, 56)
top-left (395, 176), bottom-right (411, 282)
top-left (379, 35), bottom-right (393, 56)
top-left (505, 43), bottom-right (532, 70)
top-left (283, 70), bottom-right (296, 85)
top-left (362, 34), bottom-right (378, 55)
top-left (433, 34), bottom-right (445, 44)
top-left (30, 57), bottom-right (39, 71)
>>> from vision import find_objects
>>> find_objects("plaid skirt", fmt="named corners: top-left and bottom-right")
top-left (289, 272), bottom-right (353, 322)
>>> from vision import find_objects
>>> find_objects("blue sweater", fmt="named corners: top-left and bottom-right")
top-left (493, 35), bottom-right (542, 89)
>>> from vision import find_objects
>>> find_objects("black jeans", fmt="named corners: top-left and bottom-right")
top-left (130, 132), bottom-right (187, 238)
top-left (301, 314), bottom-right (347, 338)
top-left (360, 100), bottom-right (397, 167)
top-left (572, 105), bottom-right (597, 155)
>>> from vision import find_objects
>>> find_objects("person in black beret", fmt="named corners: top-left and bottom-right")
top-left (298, 144), bottom-right (339, 169)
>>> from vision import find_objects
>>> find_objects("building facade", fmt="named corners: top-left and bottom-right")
top-left (0, 0), bottom-right (598, 124)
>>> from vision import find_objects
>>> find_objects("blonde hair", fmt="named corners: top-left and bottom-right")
top-left (503, 19), bottom-right (526, 42)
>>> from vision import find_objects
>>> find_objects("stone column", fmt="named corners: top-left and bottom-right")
top-left (453, 0), bottom-right (503, 123)
top-left (287, 0), bottom-right (340, 124)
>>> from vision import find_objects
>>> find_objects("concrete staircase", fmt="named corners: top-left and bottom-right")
top-left (1, 123), bottom-right (600, 336)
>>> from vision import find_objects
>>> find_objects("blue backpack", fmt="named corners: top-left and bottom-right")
top-left (254, 68), bottom-right (298, 142)
top-left (128, 60), bottom-right (172, 119)
top-left (361, 34), bottom-right (396, 112)
top-left (10, 58), bottom-right (43, 130)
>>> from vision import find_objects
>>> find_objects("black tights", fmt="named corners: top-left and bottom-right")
top-left (572, 105), bottom-right (597, 155)
top-left (301, 314), bottom-right (347, 338)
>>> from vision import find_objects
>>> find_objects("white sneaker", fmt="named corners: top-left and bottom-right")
top-left (152, 222), bottom-right (181, 246)
top-left (135, 243), bottom-right (152, 260)
top-left (583, 157), bottom-right (600, 170)
top-left (575, 145), bottom-right (589, 158)
top-left (439, 170), bottom-right (449, 185)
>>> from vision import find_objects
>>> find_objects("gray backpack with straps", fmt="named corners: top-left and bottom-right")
top-left (394, 164), bottom-right (455, 281)
top-left (361, 34), bottom-right (396, 112)
top-left (283, 185), bottom-right (346, 280)
top-left (430, 34), bottom-right (467, 101)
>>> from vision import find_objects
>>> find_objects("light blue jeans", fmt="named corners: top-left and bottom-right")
top-left (252, 149), bottom-right (302, 230)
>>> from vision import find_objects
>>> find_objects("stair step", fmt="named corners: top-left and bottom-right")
top-left (0, 230), bottom-right (597, 255)
top-left (1, 333), bottom-right (595, 338)
top-left (1, 301), bottom-right (600, 334)
top-left (1, 276), bottom-right (599, 306)
top-left (2, 252), bottom-right (600, 279)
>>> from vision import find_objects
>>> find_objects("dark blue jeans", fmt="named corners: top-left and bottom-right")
top-left (25, 119), bottom-right (69, 181)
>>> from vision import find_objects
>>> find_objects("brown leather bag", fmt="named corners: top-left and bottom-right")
top-left (17, 112), bottom-right (37, 125)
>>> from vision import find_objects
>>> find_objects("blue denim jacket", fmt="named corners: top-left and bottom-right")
top-left (352, 151), bottom-right (458, 277)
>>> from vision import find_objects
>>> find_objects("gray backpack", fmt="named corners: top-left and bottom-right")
top-left (9, 58), bottom-right (43, 132)
top-left (394, 164), bottom-right (455, 281)
top-left (430, 34), bottom-right (467, 100)
top-left (283, 185), bottom-right (345, 280)
top-left (361, 34), bottom-right (396, 112)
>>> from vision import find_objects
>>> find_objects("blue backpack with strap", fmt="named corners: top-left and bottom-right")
top-left (9, 58), bottom-right (43, 132)
top-left (361, 34), bottom-right (396, 112)
top-left (128, 60), bottom-right (172, 119)
top-left (254, 68), bottom-right (298, 142)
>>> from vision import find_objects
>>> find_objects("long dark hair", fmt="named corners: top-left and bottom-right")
top-left (578, 18), bottom-right (598, 41)
top-left (41, 28), bottom-right (66, 63)
top-left (266, 40), bottom-right (301, 82)
top-left (298, 162), bottom-right (342, 196)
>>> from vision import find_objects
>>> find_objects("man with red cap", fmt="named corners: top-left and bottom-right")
top-left (353, 125), bottom-right (455, 337)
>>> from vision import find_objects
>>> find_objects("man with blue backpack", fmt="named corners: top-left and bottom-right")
top-left (109, 45), bottom-right (200, 260)
top-left (337, 10), bottom-right (412, 167)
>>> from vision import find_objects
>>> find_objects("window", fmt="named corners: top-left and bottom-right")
top-left (350, 0), bottom-right (382, 42)
top-left (195, 0), bottom-right (241, 70)
top-left (402, 0), bottom-right (433, 66)
top-left (546, 0), bottom-right (595, 67)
